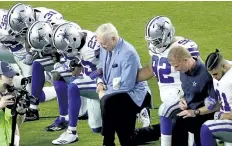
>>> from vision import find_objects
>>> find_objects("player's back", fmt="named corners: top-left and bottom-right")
top-left (81, 30), bottom-right (100, 65)
top-left (0, 9), bottom-right (9, 37)
top-left (0, 9), bottom-right (14, 48)
top-left (213, 66), bottom-right (232, 113)
top-left (34, 7), bottom-right (63, 23)
top-left (79, 30), bottom-right (100, 76)
top-left (150, 36), bottom-right (200, 101)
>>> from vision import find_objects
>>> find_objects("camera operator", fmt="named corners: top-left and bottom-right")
top-left (0, 79), bottom-right (23, 146)
top-left (0, 61), bottom-right (32, 146)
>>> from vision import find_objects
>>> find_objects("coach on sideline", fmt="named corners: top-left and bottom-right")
top-left (167, 45), bottom-right (220, 146)
top-left (95, 23), bottom-right (149, 146)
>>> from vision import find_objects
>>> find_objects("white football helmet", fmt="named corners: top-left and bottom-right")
top-left (145, 16), bottom-right (175, 54)
top-left (52, 22), bottom-right (82, 58)
top-left (7, 3), bottom-right (35, 37)
top-left (27, 21), bottom-right (54, 54)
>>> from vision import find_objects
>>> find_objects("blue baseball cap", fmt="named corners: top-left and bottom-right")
top-left (0, 61), bottom-right (17, 78)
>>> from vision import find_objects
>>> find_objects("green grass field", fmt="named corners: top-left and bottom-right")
top-left (1, 1), bottom-right (232, 146)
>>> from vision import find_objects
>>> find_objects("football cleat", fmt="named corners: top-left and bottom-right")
top-left (138, 108), bottom-right (151, 127)
top-left (45, 117), bottom-right (68, 132)
top-left (52, 129), bottom-right (78, 145)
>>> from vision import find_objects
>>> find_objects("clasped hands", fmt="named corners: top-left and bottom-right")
top-left (177, 96), bottom-right (217, 119)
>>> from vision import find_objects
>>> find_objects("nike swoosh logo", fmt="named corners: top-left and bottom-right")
top-left (25, 115), bottom-right (38, 121)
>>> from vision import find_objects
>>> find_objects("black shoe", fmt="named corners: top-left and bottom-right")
top-left (78, 112), bottom-right (88, 120)
top-left (45, 117), bottom-right (68, 132)
top-left (24, 108), bottom-right (39, 122)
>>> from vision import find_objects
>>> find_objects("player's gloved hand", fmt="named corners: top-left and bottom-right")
top-left (23, 54), bottom-right (33, 65)
top-left (89, 70), bottom-right (102, 80)
top-left (23, 52), bottom-right (39, 65)
top-left (70, 60), bottom-right (83, 77)
top-left (214, 111), bottom-right (224, 120)
top-left (69, 59), bottom-right (82, 71)
top-left (204, 96), bottom-right (217, 110)
top-left (51, 50), bottom-right (61, 63)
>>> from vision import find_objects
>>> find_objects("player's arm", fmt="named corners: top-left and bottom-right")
top-left (137, 58), bottom-right (154, 82)
top-left (94, 48), bottom-right (105, 94)
top-left (92, 47), bottom-right (103, 76)
top-left (197, 75), bottom-right (220, 115)
top-left (185, 40), bottom-right (203, 62)
top-left (220, 79), bottom-right (232, 120)
top-left (220, 112), bottom-right (232, 120)
top-left (96, 51), bottom-right (105, 96)
top-left (203, 74), bottom-right (219, 109)
top-left (96, 47), bottom-right (103, 70)
top-left (89, 48), bottom-right (103, 80)
top-left (197, 102), bottom-right (220, 115)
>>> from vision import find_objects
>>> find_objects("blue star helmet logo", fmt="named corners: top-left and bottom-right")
top-left (16, 13), bottom-right (26, 25)
top-left (156, 21), bottom-right (169, 34)
top-left (62, 29), bottom-right (70, 40)
top-left (36, 31), bottom-right (45, 42)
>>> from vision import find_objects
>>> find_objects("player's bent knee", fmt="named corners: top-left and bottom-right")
top-left (158, 102), bottom-right (179, 117)
top-left (33, 60), bottom-right (42, 67)
top-left (203, 120), bottom-right (216, 126)
top-left (201, 124), bottom-right (212, 136)
top-left (52, 71), bottom-right (61, 81)
top-left (158, 103), bottom-right (166, 117)
top-left (68, 83), bottom-right (79, 92)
